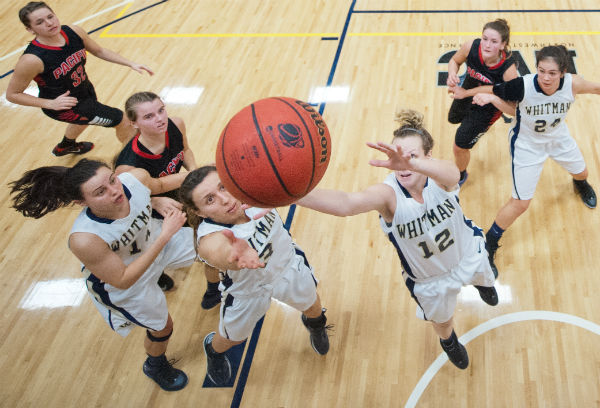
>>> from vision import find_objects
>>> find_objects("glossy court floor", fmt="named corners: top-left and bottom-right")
top-left (1, 1), bottom-right (600, 407)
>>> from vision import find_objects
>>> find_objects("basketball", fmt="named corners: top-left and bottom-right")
top-left (215, 97), bottom-right (331, 207)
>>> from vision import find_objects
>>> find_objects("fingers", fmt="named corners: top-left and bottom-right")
top-left (366, 141), bottom-right (397, 154)
top-left (163, 208), bottom-right (187, 226)
top-left (132, 64), bottom-right (154, 75)
top-left (368, 159), bottom-right (390, 168)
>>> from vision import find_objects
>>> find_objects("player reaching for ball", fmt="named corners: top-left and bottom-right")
top-left (296, 109), bottom-right (498, 369)
top-left (178, 166), bottom-right (332, 386)
top-left (216, 97), bottom-right (331, 207)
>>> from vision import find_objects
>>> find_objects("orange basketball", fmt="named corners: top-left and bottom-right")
top-left (215, 97), bottom-right (331, 207)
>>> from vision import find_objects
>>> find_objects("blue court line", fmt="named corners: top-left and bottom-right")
top-left (88, 0), bottom-right (168, 34)
top-left (319, 0), bottom-right (356, 116)
top-left (229, 2), bottom-right (357, 406)
top-left (230, 316), bottom-right (265, 407)
top-left (353, 9), bottom-right (600, 13)
top-left (0, 0), bottom-right (168, 79)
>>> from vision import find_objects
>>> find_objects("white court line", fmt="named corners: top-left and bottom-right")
top-left (404, 311), bottom-right (600, 408)
top-left (0, 0), bottom-right (133, 63)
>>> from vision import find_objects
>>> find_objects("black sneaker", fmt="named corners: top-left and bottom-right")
top-left (52, 141), bottom-right (94, 156)
top-left (458, 171), bottom-right (469, 187)
top-left (203, 332), bottom-right (232, 386)
top-left (142, 355), bottom-right (188, 391)
top-left (301, 309), bottom-right (332, 355)
top-left (440, 330), bottom-right (469, 369)
top-left (474, 285), bottom-right (499, 306)
top-left (201, 290), bottom-right (221, 309)
top-left (157, 272), bottom-right (174, 291)
top-left (573, 179), bottom-right (597, 209)
top-left (485, 240), bottom-right (499, 279)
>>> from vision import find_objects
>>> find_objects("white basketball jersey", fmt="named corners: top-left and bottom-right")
top-left (196, 208), bottom-right (299, 296)
top-left (512, 73), bottom-right (574, 142)
top-left (380, 173), bottom-right (483, 281)
top-left (70, 173), bottom-right (159, 272)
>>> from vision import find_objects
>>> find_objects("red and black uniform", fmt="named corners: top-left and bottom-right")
top-left (115, 119), bottom-right (185, 217)
top-left (23, 25), bottom-right (123, 127)
top-left (448, 38), bottom-right (516, 149)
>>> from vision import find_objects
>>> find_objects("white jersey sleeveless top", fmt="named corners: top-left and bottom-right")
top-left (513, 73), bottom-right (574, 142)
top-left (196, 208), bottom-right (299, 296)
top-left (379, 173), bottom-right (482, 281)
top-left (70, 172), bottom-right (159, 269)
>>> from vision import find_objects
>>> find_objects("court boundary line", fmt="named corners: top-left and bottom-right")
top-left (404, 311), bottom-right (600, 407)
top-left (354, 9), bottom-right (600, 13)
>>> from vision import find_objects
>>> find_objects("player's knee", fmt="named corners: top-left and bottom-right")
top-left (510, 198), bottom-right (531, 214)
top-left (147, 328), bottom-right (173, 343)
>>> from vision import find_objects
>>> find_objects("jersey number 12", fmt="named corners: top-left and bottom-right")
top-left (417, 228), bottom-right (454, 259)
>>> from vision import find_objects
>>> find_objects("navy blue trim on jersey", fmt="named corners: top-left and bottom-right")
top-left (294, 247), bottom-right (317, 286)
top-left (222, 293), bottom-right (235, 339)
top-left (85, 184), bottom-right (132, 224)
top-left (462, 216), bottom-right (483, 237)
top-left (107, 309), bottom-right (114, 331)
top-left (533, 74), bottom-right (565, 95)
top-left (86, 273), bottom-right (153, 330)
top-left (510, 108), bottom-right (522, 199)
top-left (385, 231), bottom-right (417, 279)
top-left (404, 277), bottom-right (428, 320)
top-left (294, 247), bottom-right (310, 268)
top-left (395, 176), bottom-right (429, 198)
top-left (222, 273), bottom-right (234, 290)
top-left (204, 218), bottom-right (234, 228)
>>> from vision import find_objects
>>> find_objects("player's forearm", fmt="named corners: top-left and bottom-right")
top-left (93, 47), bottom-right (135, 68)
top-left (297, 189), bottom-right (360, 217)
top-left (411, 158), bottom-right (460, 187)
top-left (151, 172), bottom-right (186, 195)
top-left (6, 92), bottom-right (49, 109)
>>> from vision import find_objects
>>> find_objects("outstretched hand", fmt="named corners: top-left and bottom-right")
top-left (221, 229), bottom-right (265, 269)
top-left (367, 141), bottom-right (414, 171)
top-left (131, 63), bottom-right (154, 76)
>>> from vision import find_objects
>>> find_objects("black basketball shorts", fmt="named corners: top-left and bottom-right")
top-left (448, 98), bottom-right (502, 149)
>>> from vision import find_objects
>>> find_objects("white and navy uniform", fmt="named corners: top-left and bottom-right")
top-left (380, 173), bottom-right (495, 323)
top-left (70, 173), bottom-right (195, 337)
top-left (196, 208), bottom-right (318, 341)
top-left (493, 73), bottom-right (585, 200)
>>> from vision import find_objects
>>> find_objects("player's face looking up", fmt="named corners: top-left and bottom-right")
top-left (536, 59), bottom-right (564, 95)
top-left (131, 98), bottom-right (169, 135)
top-left (480, 28), bottom-right (506, 63)
top-left (190, 171), bottom-right (248, 224)
top-left (78, 167), bottom-right (127, 217)
top-left (25, 8), bottom-right (59, 36)
top-left (393, 135), bottom-right (431, 189)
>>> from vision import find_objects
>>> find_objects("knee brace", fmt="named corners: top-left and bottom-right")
top-left (146, 328), bottom-right (173, 343)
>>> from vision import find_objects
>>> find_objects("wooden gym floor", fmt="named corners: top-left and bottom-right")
top-left (1, 1), bottom-right (600, 406)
